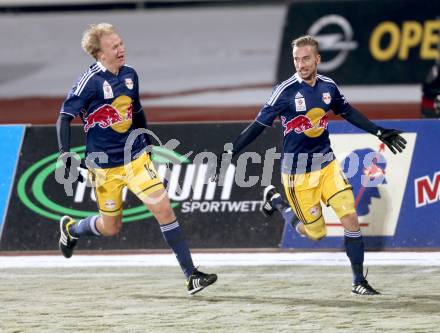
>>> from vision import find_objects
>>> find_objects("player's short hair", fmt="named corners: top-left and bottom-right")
top-left (291, 35), bottom-right (319, 53)
top-left (81, 23), bottom-right (117, 60)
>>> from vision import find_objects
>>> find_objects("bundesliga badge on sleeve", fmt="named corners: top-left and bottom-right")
top-left (125, 78), bottom-right (134, 90)
top-left (322, 92), bottom-right (331, 105)
top-left (103, 80), bottom-right (114, 99)
top-left (295, 92), bottom-right (306, 112)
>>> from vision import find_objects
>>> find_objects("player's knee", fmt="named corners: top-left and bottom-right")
top-left (99, 217), bottom-right (122, 236)
top-left (101, 225), bottom-right (120, 236)
top-left (156, 207), bottom-right (176, 224)
top-left (108, 223), bottom-right (122, 236)
top-left (344, 212), bottom-right (358, 221)
top-left (147, 198), bottom-right (176, 223)
top-left (306, 230), bottom-right (327, 241)
top-left (340, 213), bottom-right (359, 231)
top-left (302, 217), bottom-right (327, 241)
top-left (329, 189), bottom-right (356, 220)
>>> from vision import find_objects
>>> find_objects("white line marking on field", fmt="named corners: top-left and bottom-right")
top-left (1, 252), bottom-right (440, 269)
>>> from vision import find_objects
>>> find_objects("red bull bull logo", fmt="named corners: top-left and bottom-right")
top-left (281, 109), bottom-right (329, 137)
top-left (318, 113), bottom-right (329, 130)
top-left (281, 115), bottom-right (313, 135)
top-left (84, 104), bottom-right (123, 132)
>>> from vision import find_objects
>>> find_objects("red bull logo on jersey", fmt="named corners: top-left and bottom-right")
top-left (281, 115), bottom-right (313, 135)
top-left (84, 104), bottom-right (123, 132)
top-left (281, 108), bottom-right (329, 138)
top-left (84, 95), bottom-right (133, 133)
top-left (317, 113), bottom-right (329, 129)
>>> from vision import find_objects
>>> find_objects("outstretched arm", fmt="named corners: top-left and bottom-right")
top-left (56, 113), bottom-right (86, 182)
top-left (340, 107), bottom-right (379, 135)
top-left (341, 107), bottom-right (407, 154)
top-left (132, 109), bottom-right (154, 152)
top-left (211, 121), bottom-right (267, 181)
top-left (230, 121), bottom-right (267, 155)
top-left (132, 70), bottom-right (152, 148)
top-left (56, 113), bottom-right (74, 154)
top-left (331, 84), bottom-right (407, 154)
top-left (132, 108), bottom-right (147, 129)
top-left (211, 84), bottom-right (288, 181)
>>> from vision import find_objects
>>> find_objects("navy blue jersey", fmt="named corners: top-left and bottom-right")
top-left (60, 62), bottom-right (148, 168)
top-left (256, 73), bottom-right (352, 174)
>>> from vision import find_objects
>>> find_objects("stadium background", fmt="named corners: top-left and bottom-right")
top-left (1, 0), bottom-right (438, 252)
top-left (1, 1), bottom-right (440, 332)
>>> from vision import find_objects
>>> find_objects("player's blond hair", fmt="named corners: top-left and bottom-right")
top-left (81, 23), bottom-right (117, 60)
top-left (291, 35), bottom-right (319, 53)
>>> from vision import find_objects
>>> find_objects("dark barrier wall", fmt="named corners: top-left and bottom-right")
top-left (277, 0), bottom-right (440, 84)
top-left (281, 120), bottom-right (440, 250)
top-left (1, 121), bottom-right (439, 251)
top-left (0, 124), bottom-right (285, 251)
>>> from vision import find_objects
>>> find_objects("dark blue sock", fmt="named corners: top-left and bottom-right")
top-left (68, 215), bottom-right (101, 238)
top-left (281, 207), bottom-right (301, 230)
top-left (160, 220), bottom-right (195, 278)
top-left (344, 230), bottom-right (365, 284)
top-left (272, 195), bottom-right (302, 234)
top-left (271, 195), bottom-right (289, 211)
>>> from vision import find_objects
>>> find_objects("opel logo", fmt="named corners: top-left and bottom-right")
top-left (308, 15), bottom-right (358, 72)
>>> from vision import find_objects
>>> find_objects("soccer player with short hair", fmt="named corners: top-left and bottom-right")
top-left (213, 35), bottom-right (406, 295)
top-left (56, 23), bottom-right (216, 295)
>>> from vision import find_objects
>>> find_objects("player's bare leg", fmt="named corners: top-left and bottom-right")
top-left (143, 188), bottom-right (176, 225)
top-left (96, 214), bottom-right (123, 236)
top-left (295, 222), bottom-right (307, 236)
top-left (144, 188), bottom-right (217, 295)
top-left (59, 214), bottom-right (102, 258)
top-left (262, 185), bottom-right (325, 240)
top-left (59, 213), bottom-right (123, 258)
top-left (340, 212), bottom-right (359, 232)
top-left (340, 213), bottom-right (380, 295)
top-left (262, 185), bottom-right (305, 232)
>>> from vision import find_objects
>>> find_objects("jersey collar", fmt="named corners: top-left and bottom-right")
top-left (96, 61), bottom-right (107, 72)
top-left (295, 72), bottom-right (319, 87)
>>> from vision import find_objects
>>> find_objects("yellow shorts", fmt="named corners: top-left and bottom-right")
top-left (281, 160), bottom-right (355, 240)
top-left (89, 152), bottom-right (164, 216)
